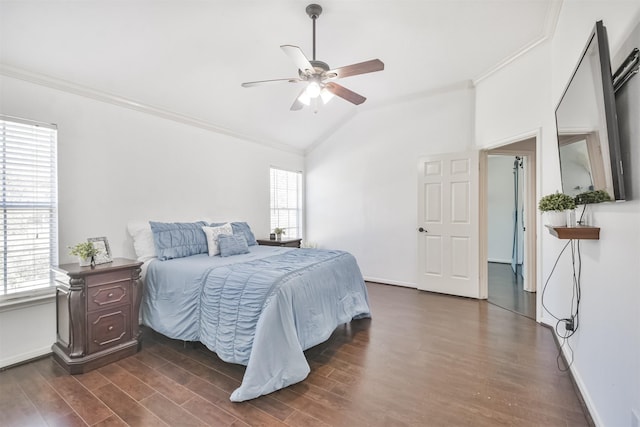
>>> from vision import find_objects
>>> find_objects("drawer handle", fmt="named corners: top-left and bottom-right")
top-left (108, 325), bottom-right (114, 331)
top-left (107, 292), bottom-right (114, 298)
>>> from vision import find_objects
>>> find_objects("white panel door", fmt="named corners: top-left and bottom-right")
top-left (417, 151), bottom-right (480, 298)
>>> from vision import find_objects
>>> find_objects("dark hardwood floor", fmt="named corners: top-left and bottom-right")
top-left (488, 262), bottom-right (537, 319)
top-left (1, 282), bottom-right (589, 426)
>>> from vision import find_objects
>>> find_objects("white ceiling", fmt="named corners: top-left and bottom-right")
top-left (0, 1), bottom-right (560, 153)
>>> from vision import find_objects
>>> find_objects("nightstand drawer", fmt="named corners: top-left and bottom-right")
top-left (87, 282), bottom-right (130, 312)
top-left (85, 269), bottom-right (132, 288)
top-left (87, 306), bottom-right (131, 354)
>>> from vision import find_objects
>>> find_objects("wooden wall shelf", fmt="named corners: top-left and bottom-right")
top-left (545, 225), bottom-right (600, 240)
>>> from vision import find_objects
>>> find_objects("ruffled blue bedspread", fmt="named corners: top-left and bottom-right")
top-left (142, 247), bottom-right (370, 401)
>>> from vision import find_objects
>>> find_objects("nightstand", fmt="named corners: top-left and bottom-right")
top-left (51, 258), bottom-right (143, 374)
top-left (257, 238), bottom-right (302, 248)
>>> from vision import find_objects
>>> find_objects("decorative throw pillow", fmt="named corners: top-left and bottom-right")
top-left (150, 221), bottom-right (208, 260)
top-left (231, 222), bottom-right (258, 246)
top-left (218, 233), bottom-right (250, 257)
top-left (202, 223), bottom-right (233, 256)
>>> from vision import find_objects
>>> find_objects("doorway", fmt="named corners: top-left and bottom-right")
top-left (485, 138), bottom-right (537, 319)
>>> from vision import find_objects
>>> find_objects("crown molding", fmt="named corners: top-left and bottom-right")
top-left (0, 64), bottom-right (304, 156)
top-left (472, 0), bottom-right (563, 85)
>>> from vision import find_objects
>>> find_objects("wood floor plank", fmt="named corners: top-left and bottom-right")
top-left (283, 410), bottom-right (331, 427)
top-left (93, 383), bottom-right (166, 427)
top-left (117, 357), bottom-right (195, 405)
top-left (46, 411), bottom-right (89, 427)
top-left (34, 359), bottom-right (114, 426)
top-left (4, 364), bottom-right (75, 422)
top-left (74, 369), bottom-right (111, 392)
top-left (139, 392), bottom-right (208, 427)
top-left (0, 378), bottom-right (48, 427)
top-left (183, 376), bottom-right (287, 427)
top-left (147, 343), bottom-right (241, 393)
top-left (92, 414), bottom-right (129, 427)
top-left (97, 363), bottom-right (155, 402)
top-left (181, 395), bottom-right (243, 426)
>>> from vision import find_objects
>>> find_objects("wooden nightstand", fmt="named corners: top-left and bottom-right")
top-left (257, 238), bottom-right (302, 248)
top-left (51, 258), bottom-right (143, 374)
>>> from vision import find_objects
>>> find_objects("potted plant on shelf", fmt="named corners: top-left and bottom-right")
top-left (69, 241), bottom-right (100, 267)
top-left (538, 192), bottom-right (576, 227)
top-left (273, 227), bottom-right (286, 241)
top-left (573, 189), bottom-right (612, 226)
top-left (574, 189), bottom-right (612, 205)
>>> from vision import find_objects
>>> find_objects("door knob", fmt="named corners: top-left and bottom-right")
top-left (418, 227), bottom-right (427, 233)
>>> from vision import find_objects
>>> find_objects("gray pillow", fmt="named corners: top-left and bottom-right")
top-left (218, 233), bottom-right (250, 257)
top-left (149, 221), bottom-right (208, 260)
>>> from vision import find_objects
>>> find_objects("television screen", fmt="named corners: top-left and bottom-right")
top-left (555, 20), bottom-right (625, 200)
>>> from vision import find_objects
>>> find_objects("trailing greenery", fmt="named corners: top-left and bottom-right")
top-left (538, 192), bottom-right (576, 212)
top-left (68, 241), bottom-right (100, 259)
top-left (574, 189), bottom-right (612, 205)
top-left (273, 227), bottom-right (286, 236)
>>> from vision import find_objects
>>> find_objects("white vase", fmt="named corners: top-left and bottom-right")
top-left (78, 256), bottom-right (92, 267)
top-left (545, 210), bottom-right (567, 227)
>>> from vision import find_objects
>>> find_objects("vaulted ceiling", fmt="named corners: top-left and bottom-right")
top-left (0, 1), bottom-right (560, 153)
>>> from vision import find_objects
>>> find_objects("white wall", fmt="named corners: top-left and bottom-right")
top-left (476, 2), bottom-right (640, 425)
top-left (0, 75), bottom-right (304, 368)
top-left (306, 85), bottom-right (474, 287)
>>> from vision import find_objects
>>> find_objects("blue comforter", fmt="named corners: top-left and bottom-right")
top-left (142, 246), bottom-right (370, 401)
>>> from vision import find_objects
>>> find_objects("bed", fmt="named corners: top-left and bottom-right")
top-left (130, 221), bottom-right (370, 402)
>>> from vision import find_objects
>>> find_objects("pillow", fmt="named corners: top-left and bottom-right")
top-left (218, 233), bottom-right (250, 257)
top-left (209, 221), bottom-right (258, 246)
top-left (149, 221), bottom-right (208, 260)
top-left (126, 221), bottom-right (156, 262)
top-left (202, 223), bottom-right (233, 256)
top-left (231, 222), bottom-right (257, 246)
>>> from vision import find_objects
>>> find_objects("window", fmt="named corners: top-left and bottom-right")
top-left (270, 167), bottom-right (302, 239)
top-left (0, 117), bottom-right (58, 299)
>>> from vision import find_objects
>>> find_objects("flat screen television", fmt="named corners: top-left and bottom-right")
top-left (555, 20), bottom-right (625, 200)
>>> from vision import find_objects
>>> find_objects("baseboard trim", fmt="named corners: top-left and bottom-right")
top-left (541, 322), bottom-right (597, 426)
top-left (0, 347), bottom-right (52, 370)
top-left (363, 277), bottom-right (416, 289)
top-left (487, 258), bottom-right (512, 264)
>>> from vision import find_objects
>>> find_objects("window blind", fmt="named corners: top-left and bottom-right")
top-left (0, 117), bottom-right (58, 298)
top-left (270, 168), bottom-right (302, 239)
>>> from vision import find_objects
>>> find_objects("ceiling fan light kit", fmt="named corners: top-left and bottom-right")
top-left (241, 3), bottom-right (384, 112)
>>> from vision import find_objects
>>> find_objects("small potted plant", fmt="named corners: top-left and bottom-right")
top-left (574, 189), bottom-right (612, 205)
top-left (69, 241), bottom-right (100, 267)
top-left (273, 227), bottom-right (286, 241)
top-left (538, 192), bottom-right (576, 226)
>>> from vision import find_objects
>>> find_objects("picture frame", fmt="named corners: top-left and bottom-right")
top-left (88, 236), bottom-right (112, 265)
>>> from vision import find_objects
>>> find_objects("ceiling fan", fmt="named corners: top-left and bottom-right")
top-left (241, 4), bottom-right (384, 111)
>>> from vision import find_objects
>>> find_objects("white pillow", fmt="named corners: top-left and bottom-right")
top-left (202, 223), bottom-right (233, 256)
top-left (126, 220), bottom-right (156, 262)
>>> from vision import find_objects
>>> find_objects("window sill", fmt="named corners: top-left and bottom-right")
top-left (0, 288), bottom-right (56, 313)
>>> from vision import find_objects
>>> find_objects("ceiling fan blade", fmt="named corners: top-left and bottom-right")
top-left (281, 45), bottom-right (315, 74)
top-left (328, 59), bottom-right (385, 79)
top-left (325, 82), bottom-right (366, 105)
top-left (241, 78), bottom-right (302, 88)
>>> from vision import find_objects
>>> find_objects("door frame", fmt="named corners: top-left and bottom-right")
top-left (479, 129), bottom-right (540, 318)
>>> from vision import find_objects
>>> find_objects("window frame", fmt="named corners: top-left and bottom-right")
top-left (0, 115), bottom-right (58, 302)
top-left (269, 167), bottom-right (303, 240)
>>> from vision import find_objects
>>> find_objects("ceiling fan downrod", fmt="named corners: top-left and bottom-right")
top-left (306, 4), bottom-right (322, 61)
